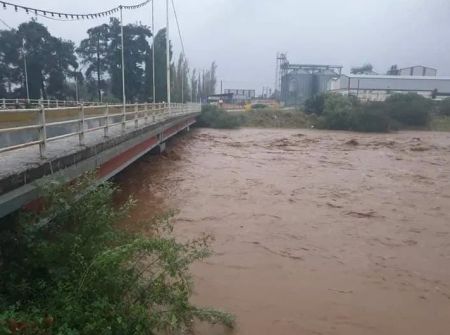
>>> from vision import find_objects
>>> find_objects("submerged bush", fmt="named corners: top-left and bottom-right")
top-left (384, 93), bottom-right (431, 126)
top-left (438, 97), bottom-right (450, 116)
top-left (321, 94), bottom-right (356, 130)
top-left (0, 175), bottom-right (234, 334)
top-left (304, 93), bottom-right (326, 115)
top-left (197, 105), bottom-right (242, 129)
top-left (351, 102), bottom-right (391, 132)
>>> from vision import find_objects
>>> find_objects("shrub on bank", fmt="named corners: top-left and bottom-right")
top-left (351, 102), bottom-right (391, 132)
top-left (384, 93), bottom-right (431, 126)
top-left (307, 92), bottom-right (433, 132)
top-left (321, 93), bottom-right (357, 130)
top-left (304, 93), bottom-right (326, 115)
top-left (438, 97), bottom-right (450, 116)
top-left (0, 175), bottom-right (234, 334)
top-left (197, 105), bottom-right (242, 129)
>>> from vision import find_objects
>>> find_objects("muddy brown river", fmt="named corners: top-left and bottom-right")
top-left (115, 128), bottom-right (450, 335)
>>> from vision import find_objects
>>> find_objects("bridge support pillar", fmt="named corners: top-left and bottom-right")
top-left (158, 142), bottom-right (166, 153)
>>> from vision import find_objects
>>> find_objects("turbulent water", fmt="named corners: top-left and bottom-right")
top-left (115, 128), bottom-right (450, 335)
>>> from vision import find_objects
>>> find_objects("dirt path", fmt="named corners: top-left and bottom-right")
top-left (116, 128), bottom-right (450, 335)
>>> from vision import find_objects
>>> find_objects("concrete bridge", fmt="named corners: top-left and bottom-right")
top-left (0, 103), bottom-right (201, 218)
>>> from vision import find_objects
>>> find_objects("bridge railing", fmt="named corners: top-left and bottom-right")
top-left (0, 102), bottom-right (200, 158)
top-left (1, 98), bottom-right (103, 110)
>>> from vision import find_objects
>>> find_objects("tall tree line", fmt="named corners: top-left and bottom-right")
top-left (0, 19), bottom-right (217, 103)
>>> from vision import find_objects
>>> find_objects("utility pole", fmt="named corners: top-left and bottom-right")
top-left (97, 34), bottom-right (101, 102)
top-left (22, 39), bottom-right (29, 102)
top-left (152, 0), bottom-right (156, 103)
top-left (220, 80), bottom-right (223, 94)
top-left (181, 53), bottom-right (184, 103)
top-left (166, 0), bottom-right (171, 105)
top-left (120, 6), bottom-right (126, 114)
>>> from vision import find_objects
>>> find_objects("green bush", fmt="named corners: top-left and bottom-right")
top-left (304, 93), bottom-right (326, 115)
top-left (352, 102), bottom-right (391, 132)
top-left (384, 93), bottom-right (431, 126)
top-left (319, 94), bottom-right (391, 132)
top-left (251, 103), bottom-right (268, 109)
top-left (438, 98), bottom-right (450, 116)
top-left (197, 105), bottom-right (242, 129)
top-left (0, 175), bottom-right (234, 335)
top-left (321, 94), bottom-right (356, 130)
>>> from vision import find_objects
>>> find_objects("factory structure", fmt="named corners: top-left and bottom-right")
top-left (276, 54), bottom-right (450, 105)
top-left (275, 53), bottom-right (342, 105)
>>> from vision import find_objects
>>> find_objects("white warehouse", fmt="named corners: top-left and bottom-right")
top-left (328, 74), bottom-right (450, 101)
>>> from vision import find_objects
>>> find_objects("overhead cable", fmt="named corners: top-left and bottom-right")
top-left (0, 0), bottom-right (151, 21)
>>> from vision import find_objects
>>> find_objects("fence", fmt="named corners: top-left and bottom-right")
top-left (0, 102), bottom-right (200, 158)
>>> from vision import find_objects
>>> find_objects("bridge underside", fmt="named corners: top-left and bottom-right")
top-left (0, 113), bottom-right (198, 218)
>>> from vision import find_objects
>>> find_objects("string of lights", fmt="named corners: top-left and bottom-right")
top-left (0, 0), bottom-right (150, 21)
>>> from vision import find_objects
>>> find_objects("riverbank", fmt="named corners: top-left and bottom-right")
top-left (115, 128), bottom-right (450, 335)
top-left (201, 106), bottom-right (450, 132)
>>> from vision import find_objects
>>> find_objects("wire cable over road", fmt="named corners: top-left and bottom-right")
top-left (0, 0), bottom-right (151, 21)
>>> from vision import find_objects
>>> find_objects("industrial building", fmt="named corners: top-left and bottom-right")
top-left (328, 74), bottom-right (450, 101)
top-left (275, 52), bottom-right (450, 104)
top-left (223, 89), bottom-right (256, 103)
top-left (398, 65), bottom-right (437, 77)
top-left (275, 54), bottom-right (342, 106)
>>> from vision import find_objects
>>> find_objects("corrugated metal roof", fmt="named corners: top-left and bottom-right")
top-left (340, 74), bottom-right (450, 80)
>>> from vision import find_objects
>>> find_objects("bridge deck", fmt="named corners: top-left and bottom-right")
top-left (0, 106), bottom-right (199, 218)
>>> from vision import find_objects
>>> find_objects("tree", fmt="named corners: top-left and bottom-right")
top-left (78, 18), bottom-right (152, 103)
top-left (0, 29), bottom-right (21, 97)
top-left (197, 62), bottom-right (217, 100)
top-left (152, 28), bottom-right (172, 102)
top-left (0, 20), bottom-right (79, 100)
top-left (172, 53), bottom-right (190, 102)
top-left (77, 24), bottom-right (110, 101)
top-left (350, 63), bottom-right (374, 75)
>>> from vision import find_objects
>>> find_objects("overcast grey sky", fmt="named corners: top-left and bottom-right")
top-left (2, 0), bottom-right (450, 94)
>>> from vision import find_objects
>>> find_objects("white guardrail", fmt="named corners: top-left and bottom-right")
top-left (1, 98), bottom-right (103, 109)
top-left (0, 102), bottom-right (201, 158)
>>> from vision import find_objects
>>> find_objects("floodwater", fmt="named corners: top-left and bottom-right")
top-left (115, 128), bottom-right (450, 335)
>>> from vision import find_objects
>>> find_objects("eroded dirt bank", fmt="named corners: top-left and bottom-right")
top-left (115, 128), bottom-right (450, 335)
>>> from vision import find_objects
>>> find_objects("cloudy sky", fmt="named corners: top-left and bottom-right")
top-left (1, 0), bottom-right (450, 94)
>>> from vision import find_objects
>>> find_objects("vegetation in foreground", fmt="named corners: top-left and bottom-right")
top-left (0, 175), bottom-right (234, 334)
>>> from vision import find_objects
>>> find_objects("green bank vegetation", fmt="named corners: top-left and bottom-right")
top-left (304, 93), bottom-right (435, 132)
top-left (197, 105), bottom-right (312, 129)
top-left (198, 94), bottom-right (450, 132)
top-left (0, 175), bottom-right (234, 334)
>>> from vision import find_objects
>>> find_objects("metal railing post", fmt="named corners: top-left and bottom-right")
top-left (122, 103), bottom-right (126, 133)
top-left (2, 98), bottom-right (5, 109)
top-left (38, 103), bottom-right (47, 158)
top-left (47, 99), bottom-right (50, 108)
top-left (56, 100), bottom-right (59, 108)
top-left (104, 103), bottom-right (109, 138)
top-left (78, 103), bottom-right (85, 146)
top-left (152, 103), bottom-right (156, 123)
top-left (134, 102), bottom-right (139, 129)
top-left (144, 102), bottom-right (149, 124)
